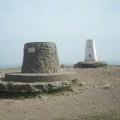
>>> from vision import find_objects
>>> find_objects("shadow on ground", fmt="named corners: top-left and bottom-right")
top-left (0, 87), bottom-right (73, 99)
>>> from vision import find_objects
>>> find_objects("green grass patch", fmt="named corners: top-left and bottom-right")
top-left (55, 113), bottom-right (120, 120)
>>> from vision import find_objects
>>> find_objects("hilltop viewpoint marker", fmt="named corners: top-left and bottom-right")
top-left (1, 42), bottom-right (77, 93)
top-left (84, 39), bottom-right (98, 62)
top-left (74, 39), bottom-right (107, 68)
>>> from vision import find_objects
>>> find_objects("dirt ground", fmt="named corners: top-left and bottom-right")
top-left (0, 66), bottom-right (120, 120)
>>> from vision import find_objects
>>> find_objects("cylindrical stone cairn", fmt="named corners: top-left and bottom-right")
top-left (21, 42), bottom-right (59, 73)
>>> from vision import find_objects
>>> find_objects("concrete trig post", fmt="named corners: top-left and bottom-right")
top-left (84, 39), bottom-right (98, 62)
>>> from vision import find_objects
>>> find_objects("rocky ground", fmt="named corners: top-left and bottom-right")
top-left (0, 66), bottom-right (120, 120)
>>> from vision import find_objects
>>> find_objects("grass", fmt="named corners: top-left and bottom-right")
top-left (55, 113), bottom-right (120, 120)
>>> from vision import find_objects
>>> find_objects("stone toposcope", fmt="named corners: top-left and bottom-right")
top-left (22, 42), bottom-right (59, 73)
top-left (4, 42), bottom-right (77, 92)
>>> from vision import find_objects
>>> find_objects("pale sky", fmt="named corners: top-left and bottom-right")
top-left (0, 0), bottom-right (120, 66)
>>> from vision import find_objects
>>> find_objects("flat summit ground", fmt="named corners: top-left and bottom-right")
top-left (0, 66), bottom-right (120, 120)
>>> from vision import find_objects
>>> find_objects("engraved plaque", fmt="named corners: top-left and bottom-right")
top-left (28, 47), bottom-right (35, 53)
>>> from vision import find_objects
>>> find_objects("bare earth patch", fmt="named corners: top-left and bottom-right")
top-left (0, 66), bottom-right (120, 120)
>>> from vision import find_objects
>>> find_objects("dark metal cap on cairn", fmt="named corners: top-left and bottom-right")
top-left (21, 42), bottom-right (59, 73)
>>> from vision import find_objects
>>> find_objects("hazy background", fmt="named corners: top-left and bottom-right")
top-left (0, 0), bottom-right (120, 68)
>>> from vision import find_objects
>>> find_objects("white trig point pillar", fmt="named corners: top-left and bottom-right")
top-left (84, 39), bottom-right (98, 62)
